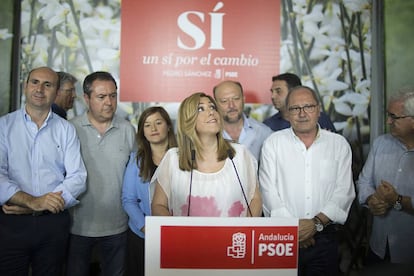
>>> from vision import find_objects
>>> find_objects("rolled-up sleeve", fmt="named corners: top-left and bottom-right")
top-left (53, 123), bottom-right (87, 208)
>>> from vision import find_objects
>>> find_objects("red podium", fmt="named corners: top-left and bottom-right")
top-left (145, 216), bottom-right (298, 275)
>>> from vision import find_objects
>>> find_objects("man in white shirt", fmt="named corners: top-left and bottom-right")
top-left (259, 86), bottom-right (355, 275)
top-left (213, 80), bottom-right (272, 161)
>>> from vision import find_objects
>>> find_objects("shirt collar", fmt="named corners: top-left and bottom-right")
top-left (242, 113), bottom-right (252, 130)
top-left (289, 124), bottom-right (322, 141)
top-left (80, 111), bottom-right (117, 130)
top-left (22, 105), bottom-right (54, 123)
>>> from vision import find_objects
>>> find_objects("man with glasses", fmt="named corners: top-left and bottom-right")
top-left (259, 86), bottom-right (355, 275)
top-left (263, 73), bottom-right (336, 132)
top-left (52, 71), bottom-right (78, 119)
top-left (357, 87), bottom-right (414, 266)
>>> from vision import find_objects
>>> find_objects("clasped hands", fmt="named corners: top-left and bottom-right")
top-left (2, 191), bottom-right (65, 215)
top-left (367, 180), bottom-right (398, 216)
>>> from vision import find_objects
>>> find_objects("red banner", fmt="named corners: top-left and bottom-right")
top-left (120, 0), bottom-right (280, 103)
top-left (160, 226), bottom-right (297, 269)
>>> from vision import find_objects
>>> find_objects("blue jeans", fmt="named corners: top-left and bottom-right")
top-left (66, 231), bottom-right (127, 276)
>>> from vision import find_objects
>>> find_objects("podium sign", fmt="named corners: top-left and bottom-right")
top-left (146, 217), bottom-right (298, 276)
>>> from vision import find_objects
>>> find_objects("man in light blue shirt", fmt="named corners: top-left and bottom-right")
top-left (213, 80), bottom-right (272, 161)
top-left (358, 87), bottom-right (414, 265)
top-left (0, 66), bottom-right (87, 275)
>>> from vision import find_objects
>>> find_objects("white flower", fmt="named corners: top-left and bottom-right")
top-left (333, 90), bottom-right (369, 117)
top-left (37, 0), bottom-right (71, 29)
top-left (0, 28), bottom-right (12, 40)
top-left (343, 0), bottom-right (371, 13)
top-left (56, 31), bottom-right (79, 48)
top-left (334, 118), bottom-right (370, 142)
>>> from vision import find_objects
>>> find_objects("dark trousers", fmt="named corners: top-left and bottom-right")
top-left (124, 228), bottom-right (145, 276)
top-left (364, 246), bottom-right (414, 276)
top-left (298, 226), bottom-right (339, 276)
top-left (66, 231), bottom-right (127, 276)
top-left (365, 245), bottom-right (390, 265)
top-left (0, 209), bottom-right (70, 276)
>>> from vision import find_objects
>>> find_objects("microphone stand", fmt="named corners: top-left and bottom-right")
top-left (227, 149), bottom-right (253, 217)
top-left (187, 149), bottom-right (195, 216)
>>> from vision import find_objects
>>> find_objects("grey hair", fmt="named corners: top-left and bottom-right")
top-left (389, 87), bottom-right (414, 116)
top-left (57, 71), bottom-right (78, 85)
top-left (285, 85), bottom-right (320, 107)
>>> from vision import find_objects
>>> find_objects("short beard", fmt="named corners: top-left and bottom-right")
top-left (224, 112), bottom-right (242, 124)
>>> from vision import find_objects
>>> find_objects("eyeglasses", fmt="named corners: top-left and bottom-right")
top-left (387, 112), bottom-right (412, 120)
top-left (288, 104), bottom-right (318, 115)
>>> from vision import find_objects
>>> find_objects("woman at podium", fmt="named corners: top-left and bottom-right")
top-left (151, 92), bottom-right (262, 217)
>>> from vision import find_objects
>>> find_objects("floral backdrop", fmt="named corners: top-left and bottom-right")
top-left (17, 0), bottom-right (372, 163)
top-left (0, 0), bottom-right (14, 116)
top-left (276, 0), bottom-right (371, 173)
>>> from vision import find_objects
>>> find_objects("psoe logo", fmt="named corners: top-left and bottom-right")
top-left (226, 232), bottom-right (246, 259)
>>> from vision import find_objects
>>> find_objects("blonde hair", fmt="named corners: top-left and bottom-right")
top-left (177, 92), bottom-right (235, 171)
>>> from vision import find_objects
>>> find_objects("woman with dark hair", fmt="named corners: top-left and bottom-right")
top-left (122, 106), bottom-right (177, 276)
top-left (151, 92), bottom-right (262, 217)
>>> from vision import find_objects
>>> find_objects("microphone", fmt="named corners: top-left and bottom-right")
top-left (227, 149), bottom-right (253, 217)
top-left (187, 149), bottom-right (196, 216)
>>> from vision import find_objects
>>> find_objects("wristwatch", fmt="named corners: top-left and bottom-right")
top-left (393, 194), bottom-right (403, 211)
top-left (313, 216), bottom-right (324, 232)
